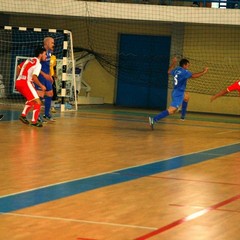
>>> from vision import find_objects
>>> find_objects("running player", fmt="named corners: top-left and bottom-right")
top-left (148, 57), bottom-right (208, 130)
top-left (210, 79), bottom-right (240, 102)
top-left (15, 46), bottom-right (47, 127)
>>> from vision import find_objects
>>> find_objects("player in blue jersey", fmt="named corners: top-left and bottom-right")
top-left (35, 37), bottom-right (56, 121)
top-left (148, 57), bottom-right (208, 130)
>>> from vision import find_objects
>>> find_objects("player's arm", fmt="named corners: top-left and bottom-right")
top-left (32, 74), bottom-right (46, 92)
top-left (16, 65), bottom-right (21, 77)
top-left (191, 67), bottom-right (208, 78)
top-left (40, 70), bottom-right (53, 83)
top-left (16, 61), bottom-right (25, 77)
top-left (168, 57), bottom-right (177, 75)
top-left (210, 88), bottom-right (228, 102)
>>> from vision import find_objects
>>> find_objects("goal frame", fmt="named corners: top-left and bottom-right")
top-left (0, 25), bottom-right (77, 112)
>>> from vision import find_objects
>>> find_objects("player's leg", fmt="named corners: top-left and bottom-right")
top-left (43, 80), bottom-right (55, 121)
top-left (36, 90), bottom-right (47, 123)
top-left (149, 106), bottom-right (177, 130)
top-left (30, 98), bottom-right (42, 127)
top-left (51, 78), bottom-right (57, 113)
top-left (149, 109), bottom-right (169, 130)
top-left (19, 101), bottom-right (34, 124)
top-left (181, 92), bottom-right (190, 120)
top-left (148, 90), bottom-right (182, 130)
top-left (44, 91), bottom-right (55, 121)
top-left (16, 80), bottom-right (38, 125)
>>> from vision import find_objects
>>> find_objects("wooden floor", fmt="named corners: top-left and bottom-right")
top-left (0, 105), bottom-right (240, 240)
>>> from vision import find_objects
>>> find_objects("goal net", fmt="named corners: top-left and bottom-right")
top-left (67, 1), bottom-right (240, 99)
top-left (0, 26), bottom-right (77, 111)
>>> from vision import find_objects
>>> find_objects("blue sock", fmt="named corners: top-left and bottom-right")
top-left (153, 110), bottom-right (169, 122)
top-left (181, 101), bottom-right (188, 119)
top-left (44, 96), bottom-right (52, 117)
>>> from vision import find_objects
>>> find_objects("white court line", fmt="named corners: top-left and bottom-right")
top-left (216, 130), bottom-right (239, 135)
top-left (0, 212), bottom-right (157, 230)
top-left (0, 142), bottom-right (239, 199)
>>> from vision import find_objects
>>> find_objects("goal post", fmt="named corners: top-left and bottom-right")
top-left (0, 26), bottom-right (77, 111)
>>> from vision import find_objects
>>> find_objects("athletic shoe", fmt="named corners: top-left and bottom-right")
top-left (30, 121), bottom-right (43, 127)
top-left (180, 116), bottom-right (185, 121)
top-left (38, 115), bottom-right (47, 123)
top-left (19, 115), bottom-right (29, 125)
top-left (43, 114), bottom-right (56, 122)
top-left (148, 116), bottom-right (154, 130)
top-left (0, 114), bottom-right (4, 120)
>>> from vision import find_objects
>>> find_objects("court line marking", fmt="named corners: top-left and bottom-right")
top-left (77, 238), bottom-right (97, 240)
top-left (118, 173), bottom-right (240, 186)
top-left (77, 109), bottom-right (240, 124)
top-left (134, 193), bottom-right (240, 240)
top-left (77, 114), bottom-right (240, 130)
top-left (3, 111), bottom-right (240, 131)
top-left (169, 203), bottom-right (240, 213)
top-left (0, 212), bottom-right (157, 230)
top-left (0, 142), bottom-right (239, 213)
top-left (216, 130), bottom-right (237, 135)
top-left (0, 142), bottom-right (238, 200)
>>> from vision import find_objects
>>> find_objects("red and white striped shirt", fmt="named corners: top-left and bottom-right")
top-left (17, 57), bottom-right (41, 82)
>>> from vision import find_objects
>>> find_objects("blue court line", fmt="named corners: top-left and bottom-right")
top-left (0, 143), bottom-right (239, 213)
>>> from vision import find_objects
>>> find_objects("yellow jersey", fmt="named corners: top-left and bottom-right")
top-left (50, 55), bottom-right (56, 77)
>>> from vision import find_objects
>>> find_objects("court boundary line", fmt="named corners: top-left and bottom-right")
top-left (1, 142), bottom-right (238, 199)
top-left (0, 212), bottom-right (157, 230)
top-left (0, 142), bottom-right (239, 213)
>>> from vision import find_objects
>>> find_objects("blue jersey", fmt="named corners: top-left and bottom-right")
top-left (35, 50), bottom-right (53, 91)
top-left (170, 66), bottom-right (192, 92)
top-left (39, 50), bottom-right (51, 81)
top-left (169, 66), bottom-right (192, 108)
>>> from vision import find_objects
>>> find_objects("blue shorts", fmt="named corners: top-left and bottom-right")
top-left (35, 77), bottom-right (53, 92)
top-left (170, 89), bottom-right (184, 108)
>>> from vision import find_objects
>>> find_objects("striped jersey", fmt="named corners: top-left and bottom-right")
top-left (17, 57), bottom-right (41, 82)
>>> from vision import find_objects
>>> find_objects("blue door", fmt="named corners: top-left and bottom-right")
top-left (116, 34), bottom-right (171, 109)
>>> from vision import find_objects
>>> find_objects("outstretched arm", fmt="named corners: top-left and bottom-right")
top-left (210, 89), bottom-right (228, 102)
top-left (191, 67), bottom-right (208, 78)
top-left (168, 57), bottom-right (177, 74)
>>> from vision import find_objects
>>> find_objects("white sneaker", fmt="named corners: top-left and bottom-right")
top-left (148, 116), bottom-right (154, 130)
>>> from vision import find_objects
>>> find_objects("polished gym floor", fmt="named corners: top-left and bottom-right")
top-left (0, 105), bottom-right (239, 240)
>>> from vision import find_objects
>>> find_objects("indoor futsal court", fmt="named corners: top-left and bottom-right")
top-left (0, 105), bottom-right (239, 240)
top-left (1, 1), bottom-right (240, 239)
